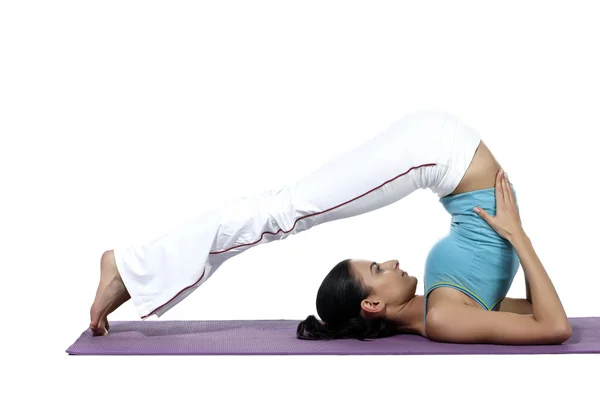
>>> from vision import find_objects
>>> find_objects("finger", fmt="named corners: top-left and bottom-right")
top-left (496, 169), bottom-right (506, 206)
top-left (501, 172), bottom-right (509, 204)
top-left (505, 173), bottom-right (515, 204)
top-left (504, 175), bottom-right (514, 204)
top-left (473, 206), bottom-right (487, 220)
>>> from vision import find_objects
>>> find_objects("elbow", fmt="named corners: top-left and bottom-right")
top-left (550, 322), bottom-right (573, 344)
top-left (559, 323), bottom-right (573, 343)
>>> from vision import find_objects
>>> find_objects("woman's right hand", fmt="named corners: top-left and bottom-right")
top-left (473, 169), bottom-right (525, 241)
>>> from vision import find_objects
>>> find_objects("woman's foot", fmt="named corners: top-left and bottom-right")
top-left (89, 250), bottom-right (131, 336)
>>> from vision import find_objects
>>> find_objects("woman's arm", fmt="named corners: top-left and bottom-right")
top-left (509, 232), bottom-right (570, 329)
top-left (498, 297), bottom-right (532, 315)
top-left (498, 266), bottom-right (533, 314)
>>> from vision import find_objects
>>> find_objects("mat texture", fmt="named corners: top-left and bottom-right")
top-left (66, 317), bottom-right (600, 355)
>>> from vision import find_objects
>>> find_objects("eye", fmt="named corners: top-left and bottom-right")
top-left (376, 263), bottom-right (381, 272)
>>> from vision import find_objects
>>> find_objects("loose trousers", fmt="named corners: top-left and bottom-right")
top-left (114, 110), bottom-right (482, 318)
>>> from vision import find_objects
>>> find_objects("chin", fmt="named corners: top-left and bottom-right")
top-left (410, 276), bottom-right (418, 291)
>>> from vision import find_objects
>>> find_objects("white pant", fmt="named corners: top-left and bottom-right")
top-left (114, 110), bottom-right (482, 319)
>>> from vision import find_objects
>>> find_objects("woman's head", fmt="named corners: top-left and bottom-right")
top-left (297, 258), bottom-right (418, 340)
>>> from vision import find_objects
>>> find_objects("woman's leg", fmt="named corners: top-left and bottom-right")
top-left (95, 109), bottom-right (481, 324)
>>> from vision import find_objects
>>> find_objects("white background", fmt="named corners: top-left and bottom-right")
top-left (2, 1), bottom-right (599, 399)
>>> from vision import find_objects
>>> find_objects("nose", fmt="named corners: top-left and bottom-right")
top-left (382, 260), bottom-right (401, 272)
top-left (392, 260), bottom-right (405, 275)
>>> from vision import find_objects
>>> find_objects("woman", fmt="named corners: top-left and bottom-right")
top-left (89, 110), bottom-right (572, 345)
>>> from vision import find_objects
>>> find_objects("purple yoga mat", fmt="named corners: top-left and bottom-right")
top-left (66, 317), bottom-right (600, 355)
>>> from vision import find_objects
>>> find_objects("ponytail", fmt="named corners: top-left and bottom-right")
top-left (296, 315), bottom-right (332, 340)
top-left (297, 314), bottom-right (399, 341)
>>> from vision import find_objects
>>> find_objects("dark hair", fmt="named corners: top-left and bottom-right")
top-left (296, 258), bottom-right (400, 341)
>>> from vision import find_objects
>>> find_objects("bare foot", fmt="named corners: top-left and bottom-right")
top-left (89, 250), bottom-right (131, 336)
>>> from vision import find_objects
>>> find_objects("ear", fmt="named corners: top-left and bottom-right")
top-left (360, 298), bottom-right (384, 316)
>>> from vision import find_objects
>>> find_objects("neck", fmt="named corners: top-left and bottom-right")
top-left (392, 295), bottom-right (426, 336)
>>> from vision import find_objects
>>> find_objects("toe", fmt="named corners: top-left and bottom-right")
top-left (92, 328), bottom-right (108, 336)
top-left (90, 321), bottom-right (108, 336)
top-left (90, 306), bottom-right (107, 335)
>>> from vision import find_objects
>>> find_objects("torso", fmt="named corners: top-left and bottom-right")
top-left (447, 140), bottom-right (502, 197)
top-left (427, 140), bottom-right (504, 312)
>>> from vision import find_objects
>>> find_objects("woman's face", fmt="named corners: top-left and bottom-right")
top-left (350, 258), bottom-right (418, 317)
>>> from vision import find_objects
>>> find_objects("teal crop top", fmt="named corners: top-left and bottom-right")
top-left (424, 185), bottom-right (521, 325)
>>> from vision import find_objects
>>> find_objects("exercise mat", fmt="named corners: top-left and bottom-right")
top-left (66, 317), bottom-right (600, 355)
